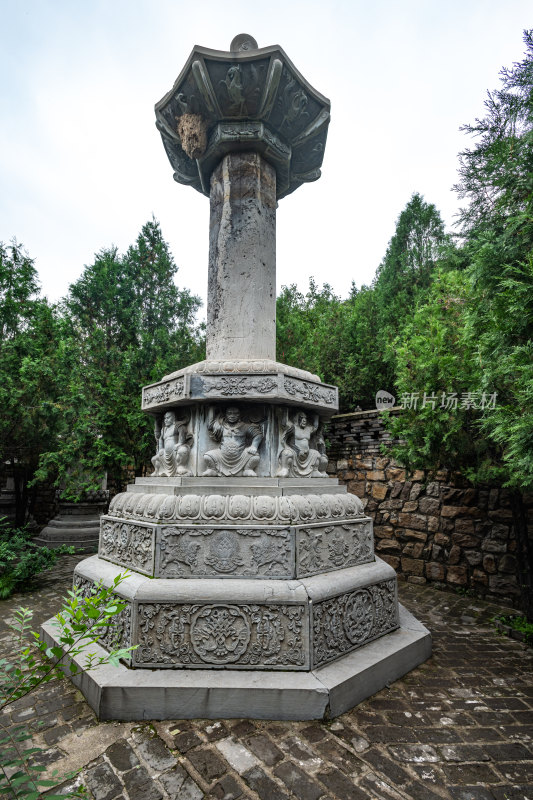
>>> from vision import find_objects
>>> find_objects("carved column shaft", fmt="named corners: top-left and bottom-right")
top-left (207, 152), bottom-right (276, 361)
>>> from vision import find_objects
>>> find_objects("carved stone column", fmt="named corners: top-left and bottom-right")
top-left (42, 34), bottom-right (431, 723)
top-left (208, 152), bottom-right (276, 361)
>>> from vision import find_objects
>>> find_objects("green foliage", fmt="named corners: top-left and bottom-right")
top-left (276, 194), bottom-right (453, 410)
top-left (35, 218), bottom-right (204, 498)
top-left (0, 242), bottom-right (67, 524)
top-left (0, 573), bottom-right (135, 798)
top-left (0, 519), bottom-right (73, 600)
top-left (493, 614), bottom-right (533, 644)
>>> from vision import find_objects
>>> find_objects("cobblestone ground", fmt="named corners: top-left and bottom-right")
top-left (1, 554), bottom-right (532, 800)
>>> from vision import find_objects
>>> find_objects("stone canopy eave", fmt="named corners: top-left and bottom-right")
top-left (154, 41), bottom-right (331, 200)
top-left (154, 43), bottom-right (331, 117)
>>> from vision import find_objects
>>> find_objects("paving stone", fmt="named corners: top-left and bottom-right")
top-left (203, 721), bottom-right (230, 742)
top-left (30, 712), bottom-right (58, 731)
top-left (212, 774), bottom-right (244, 799)
top-left (230, 721), bottom-right (256, 738)
top-left (242, 766), bottom-right (290, 800)
top-left (85, 761), bottom-right (123, 800)
top-left (188, 747), bottom-right (227, 781)
top-left (439, 744), bottom-right (490, 762)
top-left (387, 743), bottom-right (439, 762)
top-left (279, 735), bottom-right (323, 769)
top-left (246, 734), bottom-right (284, 766)
top-left (441, 763), bottom-right (500, 784)
top-left (365, 725), bottom-right (419, 743)
top-left (448, 787), bottom-right (495, 800)
top-left (497, 762), bottom-right (533, 783)
top-left (492, 787), bottom-right (533, 800)
top-left (315, 738), bottom-right (363, 775)
top-left (43, 723), bottom-right (71, 746)
top-left (410, 726), bottom-right (463, 744)
top-left (61, 702), bottom-right (86, 722)
top-left (31, 746), bottom-right (65, 768)
top-left (273, 761), bottom-right (324, 800)
top-left (106, 739), bottom-right (140, 772)
top-left (402, 780), bottom-right (445, 800)
top-left (11, 706), bottom-right (38, 722)
top-left (134, 734), bottom-right (176, 771)
top-left (160, 770), bottom-right (204, 799)
top-left (122, 765), bottom-right (163, 800)
top-left (482, 742), bottom-right (532, 760)
top-left (174, 729), bottom-right (203, 752)
top-left (217, 737), bottom-right (260, 775)
top-left (300, 725), bottom-right (328, 744)
top-left (316, 769), bottom-right (368, 800)
top-left (358, 772), bottom-right (407, 800)
top-left (358, 747), bottom-right (411, 787)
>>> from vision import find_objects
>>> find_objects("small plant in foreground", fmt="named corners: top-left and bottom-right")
top-left (0, 572), bottom-right (136, 799)
top-left (0, 518), bottom-right (74, 600)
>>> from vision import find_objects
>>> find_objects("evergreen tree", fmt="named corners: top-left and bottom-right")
top-left (389, 32), bottom-right (533, 618)
top-left (36, 220), bottom-right (204, 497)
top-left (0, 242), bottom-right (66, 524)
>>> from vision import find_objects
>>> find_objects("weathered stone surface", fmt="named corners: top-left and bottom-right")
top-left (208, 153), bottom-right (276, 362)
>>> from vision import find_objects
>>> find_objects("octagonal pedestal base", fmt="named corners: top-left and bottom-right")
top-left (41, 604), bottom-right (430, 721)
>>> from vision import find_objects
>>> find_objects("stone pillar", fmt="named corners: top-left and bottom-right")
top-left (207, 152), bottom-right (276, 361)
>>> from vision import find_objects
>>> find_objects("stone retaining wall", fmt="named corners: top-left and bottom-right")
top-left (326, 410), bottom-right (532, 608)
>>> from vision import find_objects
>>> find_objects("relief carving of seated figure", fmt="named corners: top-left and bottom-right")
top-left (151, 410), bottom-right (193, 477)
top-left (277, 408), bottom-right (328, 478)
top-left (203, 406), bottom-right (263, 477)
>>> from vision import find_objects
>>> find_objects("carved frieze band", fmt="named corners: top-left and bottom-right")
top-left (158, 527), bottom-right (293, 578)
top-left (72, 574), bottom-right (133, 660)
top-left (141, 373), bottom-right (337, 411)
top-left (99, 519), bottom-right (155, 576)
top-left (109, 491), bottom-right (364, 525)
top-left (202, 375), bottom-right (277, 397)
top-left (283, 378), bottom-right (337, 406)
top-left (133, 602), bottom-right (307, 670)
top-left (296, 521), bottom-right (373, 578)
top-left (142, 376), bottom-right (188, 409)
top-left (312, 579), bottom-right (398, 668)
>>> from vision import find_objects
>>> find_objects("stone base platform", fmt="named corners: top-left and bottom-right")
top-left (34, 502), bottom-right (106, 552)
top-left (41, 604), bottom-right (430, 721)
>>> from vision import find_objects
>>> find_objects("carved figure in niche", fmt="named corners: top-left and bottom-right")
top-left (277, 408), bottom-right (328, 478)
top-left (151, 410), bottom-right (193, 477)
top-left (203, 406), bottom-right (263, 477)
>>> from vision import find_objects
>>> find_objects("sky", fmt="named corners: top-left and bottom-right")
top-left (1, 0), bottom-right (531, 316)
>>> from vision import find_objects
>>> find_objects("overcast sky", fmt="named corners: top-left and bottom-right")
top-left (1, 0), bottom-right (530, 315)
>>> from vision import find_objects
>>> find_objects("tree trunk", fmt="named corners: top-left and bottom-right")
top-left (511, 489), bottom-right (533, 622)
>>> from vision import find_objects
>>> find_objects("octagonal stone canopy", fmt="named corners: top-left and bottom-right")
top-left (155, 41), bottom-right (330, 199)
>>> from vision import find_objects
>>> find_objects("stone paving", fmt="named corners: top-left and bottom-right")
top-left (1, 554), bottom-right (532, 800)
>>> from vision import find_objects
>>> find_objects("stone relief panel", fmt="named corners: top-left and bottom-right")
top-left (133, 602), bottom-right (307, 670)
top-left (277, 408), bottom-right (328, 478)
top-left (107, 491), bottom-right (364, 525)
top-left (283, 378), bottom-right (336, 406)
top-left (72, 574), bottom-right (133, 660)
top-left (157, 526), bottom-right (293, 579)
top-left (296, 521), bottom-right (374, 578)
top-left (151, 409), bottom-right (193, 477)
top-left (202, 405), bottom-right (265, 477)
top-left (203, 375), bottom-right (277, 398)
top-left (142, 376), bottom-right (186, 409)
top-left (99, 519), bottom-right (155, 576)
top-left (312, 579), bottom-right (398, 668)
